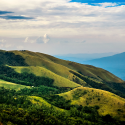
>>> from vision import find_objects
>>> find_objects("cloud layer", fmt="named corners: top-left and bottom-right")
top-left (0, 15), bottom-right (34, 20)
top-left (0, 10), bottom-right (13, 15)
top-left (0, 0), bottom-right (125, 54)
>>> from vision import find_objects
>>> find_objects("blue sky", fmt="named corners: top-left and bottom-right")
top-left (70, 0), bottom-right (125, 4)
top-left (0, 0), bottom-right (125, 55)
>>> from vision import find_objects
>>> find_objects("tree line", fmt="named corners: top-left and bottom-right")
top-left (0, 87), bottom-right (124, 125)
top-left (0, 65), bottom-right (54, 87)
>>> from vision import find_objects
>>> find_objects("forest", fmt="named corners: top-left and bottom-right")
top-left (0, 66), bottom-right (125, 124)
top-left (0, 65), bottom-right (54, 87)
top-left (0, 87), bottom-right (125, 125)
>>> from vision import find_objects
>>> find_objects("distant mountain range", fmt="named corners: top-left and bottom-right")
top-left (54, 52), bottom-right (116, 63)
top-left (84, 52), bottom-right (125, 80)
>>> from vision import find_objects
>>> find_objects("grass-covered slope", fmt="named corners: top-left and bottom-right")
top-left (11, 50), bottom-right (123, 83)
top-left (0, 50), bottom-right (124, 95)
top-left (11, 66), bottom-right (81, 88)
top-left (59, 87), bottom-right (125, 121)
top-left (0, 79), bottom-right (30, 90)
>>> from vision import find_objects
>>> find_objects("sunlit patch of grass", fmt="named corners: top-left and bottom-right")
top-left (29, 96), bottom-right (51, 107)
top-left (59, 86), bottom-right (125, 121)
top-left (28, 96), bottom-right (66, 112)
top-left (11, 66), bottom-right (81, 88)
top-left (0, 79), bottom-right (30, 90)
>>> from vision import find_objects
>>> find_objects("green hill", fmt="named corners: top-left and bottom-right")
top-left (0, 50), bottom-right (124, 95)
top-left (59, 86), bottom-right (125, 121)
top-left (10, 66), bottom-right (81, 88)
top-left (0, 49), bottom-right (125, 124)
top-left (11, 50), bottom-right (123, 83)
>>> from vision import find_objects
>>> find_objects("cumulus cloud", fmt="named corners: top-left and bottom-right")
top-left (36, 34), bottom-right (50, 44)
top-left (24, 37), bottom-right (29, 43)
top-left (24, 37), bottom-right (35, 43)
top-left (43, 34), bottom-right (50, 43)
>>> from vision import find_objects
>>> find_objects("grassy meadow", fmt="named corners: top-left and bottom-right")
top-left (0, 79), bottom-right (30, 91)
top-left (59, 86), bottom-right (125, 120)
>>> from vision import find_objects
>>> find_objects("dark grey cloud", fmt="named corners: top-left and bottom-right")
top-left (0, 10), bottom-right (13, 15)
top-left (0, 15), bottom-right (34, 20)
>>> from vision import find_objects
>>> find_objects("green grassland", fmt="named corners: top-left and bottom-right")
top-left (0, 79), bottom-right (30, 90)
top-left (10, 66), bottom-right (81, 88)
top-left (28, 96), bottom-right (66, 112)
top-left (12, 50), bottom-right (123, 83)
top-left (59, 86), bottom-right (125, 121)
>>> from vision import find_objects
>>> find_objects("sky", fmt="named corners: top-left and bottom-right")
top-left (0, 0), bottom-right (125, 55)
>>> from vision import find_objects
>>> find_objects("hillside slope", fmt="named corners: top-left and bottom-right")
top-left (0, 49), bottom-right (123, 96)
top-left (60, 86), bottom-right (125, 121)
top-left (11, 66), bottom-right (81, 88)
top-left (0, 50), bottom-right (125, 124)
top-left (11, 50), bottom-right (123, 83)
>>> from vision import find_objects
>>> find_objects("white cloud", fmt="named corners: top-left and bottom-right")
top-left (24, 37), bottom-right (36, 43)
top-left (0, 0), bottom-right (125, 54)
top-left (0, 0), bottom-right (125, 38)
top-left (0, 1), bottom-right (124, 38)
top-left (43, 34), bottom-right (50, 43)
top-left (36, 34), bottom-right (50, 44)
top-left (24, 37), bottom-right (29, 43)
top-left (99, 2), bottom-right (117, 8)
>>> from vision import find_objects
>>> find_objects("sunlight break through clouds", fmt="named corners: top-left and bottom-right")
top-left (0, 0), bottom-right (125, 54)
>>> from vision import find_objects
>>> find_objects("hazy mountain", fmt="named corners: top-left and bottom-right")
top-left (54, 52), bottom-right (117, 63)
top-left (84, 52), bottom-right (125, 80)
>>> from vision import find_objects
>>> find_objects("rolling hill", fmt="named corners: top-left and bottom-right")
top-left (0, 49), bottom-right (125, 124)
top-left (59, 86), bottom-right (125, 121)
top-left (11, 50), bottom-right (123, 83)
top-left (0, 50), bottom-right (124, 96)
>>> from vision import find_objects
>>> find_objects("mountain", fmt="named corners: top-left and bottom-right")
top-left (84, 52), bottom-right (125, 80)
top-left (0, 50), bottom-right (125, 124)
top-left (54, 52), bottom-right (116, 63)
top-left (0, 49), bottom-right (125, 95)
